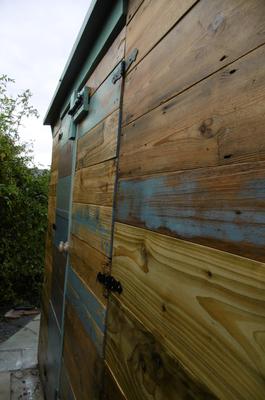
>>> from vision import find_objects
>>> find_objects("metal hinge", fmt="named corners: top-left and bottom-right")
top-left (112, 48), bottom-right (138, 84)
top-left (97, 272), bottom-right (123, 294)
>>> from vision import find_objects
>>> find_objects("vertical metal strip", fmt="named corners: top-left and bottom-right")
top-left (101, 25), bottom-right (127, 397)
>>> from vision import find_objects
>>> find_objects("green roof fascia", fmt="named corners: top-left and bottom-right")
top-left (44, 0), bottom-right (127, 126)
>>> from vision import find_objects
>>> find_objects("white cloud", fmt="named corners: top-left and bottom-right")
top-left (0, 0), bottom-right (92, 168)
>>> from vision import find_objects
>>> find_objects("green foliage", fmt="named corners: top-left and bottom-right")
top-left (0, 75), bottom-right (49, 306)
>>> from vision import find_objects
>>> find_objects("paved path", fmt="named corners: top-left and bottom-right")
top-left (0, 315), bottom-right (44, 399)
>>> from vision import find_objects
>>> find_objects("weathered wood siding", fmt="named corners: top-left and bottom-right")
top-left (61, 28), bottom-right (126, 399)
top-left (38, 124), bottom-right (59, 389)
top-left (40, 1), bottom-right (265, 399)
top-left (105, 0), bottom-right (265, 399)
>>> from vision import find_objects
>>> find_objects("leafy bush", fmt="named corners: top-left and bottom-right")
top-left (0, 75), bottom-right (49, 306)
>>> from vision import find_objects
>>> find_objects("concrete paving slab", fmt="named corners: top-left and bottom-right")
top-left (0, 324), bottom-right (39, 351)
top-left (0, 317), bottom-right (40, 372)
top-left (0, 350), bottom-right (23, 372)
top-left (11, 368), bottom-right (44, 400)
top-left (0, 371), bottom-right (11, 400)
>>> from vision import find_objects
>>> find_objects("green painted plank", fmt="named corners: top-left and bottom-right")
top-left (78, 62), bottom-right (122, 138)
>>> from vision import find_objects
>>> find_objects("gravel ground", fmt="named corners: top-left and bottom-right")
top-left (0, 306), bottom-right (36, 344)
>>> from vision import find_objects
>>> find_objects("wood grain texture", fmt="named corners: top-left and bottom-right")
top-left (103, 363), bottom-right (127, 400)
top-left (51, 246), bottom-right (67, 327)
top-left (51, 133), bottom-right (59, 172)
top-left (86, 27), bottom-right (126, 96)
top-left (56, 176), bottom-right (72, 212)
top-left (69, 234), bottom-right (110, 306)
top-left (126, 0), bottom-right (144, 24)
top-left (126, 0), bottom-right (196, 70)
top-left (47, 196), bottom-right (56, 226)
top-left (73, 159), bottom-right (116, 206)
top-left (59, 362), bottom-right (76, 400)
top-left (117, 161), bottom-right (265, 261)
top-left (105, 296), bottom-right (217, 400)
top-left (54, 209), bottom-right (69, 247)
top-left (76, 109), bottom-right (119, 170)
top-left (111, 222), bottom-right (265, 399)
top-left (49, 169), bottom-right (58, 197)
top-left (78, 63), bottom-right (122, 138)
top-left (58, 141), bottom-right (73, 178)
top-left (63, 301), bottom-right (103, 400)
top-left (123, 0), bottom-right (265, 125)
top-left (66, 266), bottom-right (105, 355)
top-left (72, 203), bottom-right (113, 257)
top-left (120, 45), bottom-right (265, 177)
top-left (46, 303), bottom-right (62, 400)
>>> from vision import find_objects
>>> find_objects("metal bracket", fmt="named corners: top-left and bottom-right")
top-left (97, 272), bottom-right (123, 294)
top-left (68, 86), bottom-right (90, 124)
top-left (112, 48), bottom-right (138, 84)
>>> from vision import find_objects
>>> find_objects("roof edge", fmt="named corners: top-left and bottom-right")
top-left (44, 0), bottom-right (127, 126)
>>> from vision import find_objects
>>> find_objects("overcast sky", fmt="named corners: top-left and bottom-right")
top-left (0, 0), bottom-right (92, 168)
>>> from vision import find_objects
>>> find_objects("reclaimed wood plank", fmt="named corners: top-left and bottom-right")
top-left (51, 134), bottom-right (59, 172)
top-left (73, 159), bottom-right (116, 206)
top-left (126, 0), bottom-right (196, 71)
top-left (123, 0), bottom-right (265, 125)
top-left (47, 196), bottom-right (56, 225)
top-left (46, 303), bottom-right (62, 400)
top-left (56, 176), bottom-right (72, 212)
top-left (127, 0), bottom-right (144, 24)
top-left (49, 169), bottom-right (58, 197)
top-left (116, 161), bottom-right (265, 261)
top-left (51, 246), bottom-right (67, 327)
top-left (71, 203), bottom-right (113, 257)
top-left (63, 301), bottom-right (103, 400)
top-left (78, 63), bottom-right (122, 138)
top-left (120, 45), bottom-right (265, 177)
top-left (76, 109), bottom-right (119, 170)
top-left (58, 141), bottom-right (73, 179)
top-left (86, 28), bottom-right (126, 96)
top-left (54, 209), bottom-right (69, 247)
top-left (111, 222), bottom-right (265, 399)
top-left (103, 363), bottom-right (127, 400)
top-left (69, 234), bottom-right (110, 306)
top-left (66, 266), bottom-right (105, 355)
top-left (106, 296), bottom-right (217, 400)
top-left (59, 362), bottom-right (76, 400)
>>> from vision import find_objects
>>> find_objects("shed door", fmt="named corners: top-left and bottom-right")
top-left (60, 28), bottom-right (126, 400)
top-left (39, 112), bottom-right (75, 400)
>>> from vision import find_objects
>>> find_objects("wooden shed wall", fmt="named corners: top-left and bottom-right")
top-left (105, 0), bottom-right (265, 399)
top-left (39, 1), bottom-right (265, 399)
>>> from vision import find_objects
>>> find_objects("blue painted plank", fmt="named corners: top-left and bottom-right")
top-left (78, 62), bottom-right (122, 138)
top-left (54, 210), bottom-right (69, 247)
top-left (51, 246), bottom-right (67, 327)
top-left (66, 266), bottom-right (106, 355)
top-left (116, 162), bottom-right (265, 261)
top-left (71, 203), bottom-right (112, 256)
top-left (56, 176), bottom-right (72, 212)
